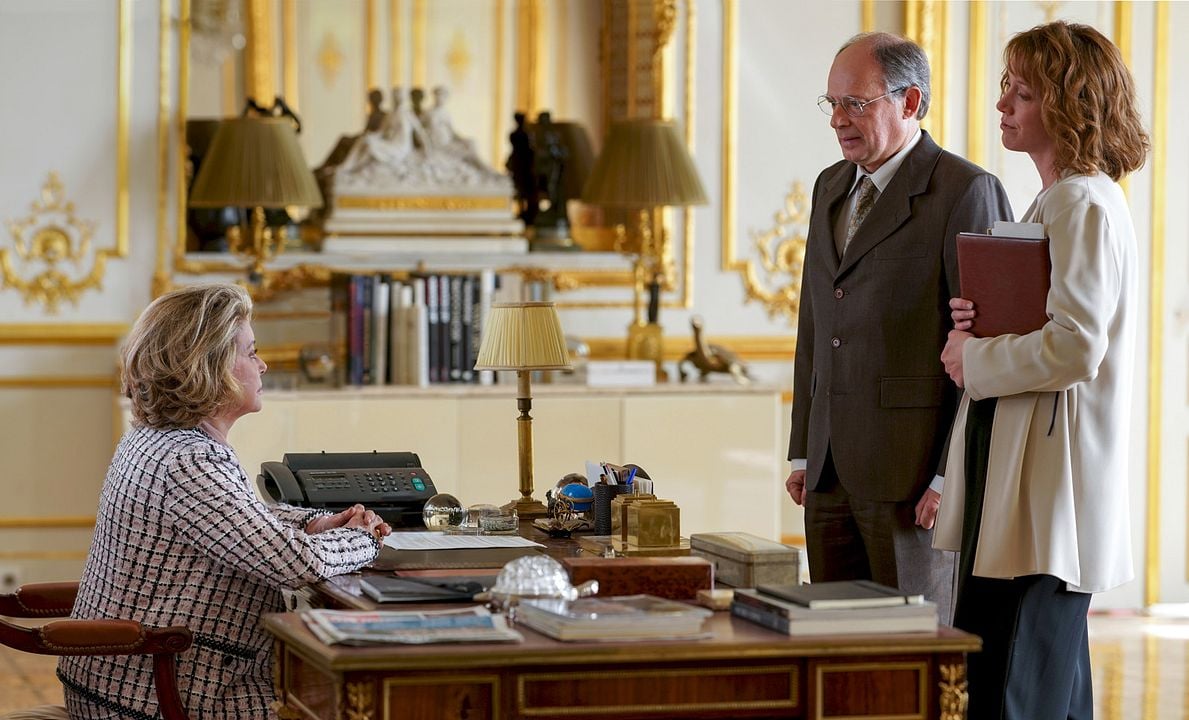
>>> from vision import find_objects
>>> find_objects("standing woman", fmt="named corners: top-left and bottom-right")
top-left (935, 21), bottom-right (1148, 719)
top-left (59, 284), bottom-right (391, 719)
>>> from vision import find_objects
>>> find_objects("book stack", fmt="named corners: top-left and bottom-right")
top-left (730, 580), bottom-right (938, 636)
top-left (516, 594), bottom-right (712, 642)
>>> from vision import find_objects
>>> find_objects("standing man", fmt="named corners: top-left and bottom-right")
top-left (786, 32), bottom-right (1012, 621)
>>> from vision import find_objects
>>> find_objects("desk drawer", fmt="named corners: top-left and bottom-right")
top-left (518, 664), bottom-right (799, 718)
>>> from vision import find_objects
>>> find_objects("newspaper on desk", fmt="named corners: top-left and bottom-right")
top-left (302, 606), bottom-right (523, 645)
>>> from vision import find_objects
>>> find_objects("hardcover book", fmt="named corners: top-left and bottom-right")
top-left (516, 594), bottom-right (711, 641)
top-left (756, 579), bottom-right (924, 610)
top-left (956, 221), bottom-right (1050, 338)
top-left (730, 597), bottom-right (937, 636)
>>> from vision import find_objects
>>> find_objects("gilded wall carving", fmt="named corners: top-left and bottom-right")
top-left (746, 181), bottom-right (809, 324)
top-left (2, 173), bottom-right (105, 314)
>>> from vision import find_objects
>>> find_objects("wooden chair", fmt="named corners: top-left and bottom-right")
top-left (0, 582), bottom-right (192, 720)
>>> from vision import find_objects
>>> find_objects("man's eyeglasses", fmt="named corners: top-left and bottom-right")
top-left (817, 87), bottom-right (909, 117)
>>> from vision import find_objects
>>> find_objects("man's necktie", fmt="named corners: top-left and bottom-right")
top-left (844, 175), bottom-right (878, 254)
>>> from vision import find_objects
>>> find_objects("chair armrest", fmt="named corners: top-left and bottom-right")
top-left (1, 617), bottom-right (191, 657)
top-left (0, 582), bottom-right (80, 617)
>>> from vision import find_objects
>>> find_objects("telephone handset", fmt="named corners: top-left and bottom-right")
top-left (257, 451), bottom-right (438, 528)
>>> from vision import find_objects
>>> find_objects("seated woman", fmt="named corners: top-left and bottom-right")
top-left (58, 283), bottom-right (391, 719)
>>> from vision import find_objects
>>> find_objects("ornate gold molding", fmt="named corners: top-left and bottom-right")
top-left (282, 0), bottom-right (298, 111)
top-left (746, 182), bottom-right (809, 324)
top-left (0, 323), bottom-right (126, 345)
top-left (720, 0), bottom-right (803, 327)
top-left (904, 1), bottom-right (947, 148)
top-left (343, 680), bottom-right (374, 720)
top-left (938, 663), bottom-right (969, 720)
top-left (0, 516), bottom-right (96, 529)
top-left (0, 377), bottom-right (116, 389)
top-left (390, 0), bottom-right (402, 87)
top-left (3, 174), bottom-right (104, 314)
top-left (584, 333), bottom-right (794, 362)
top-left (244, 0), bottom-right (276, 103)
top-left (365, 0), bottom-right (379, 92)
top-left (966, 1), bottom-right (987, 168)
top-left (336, 195), bottom-right (512, 211)
top-left (1147, 0), bottom-right (1167, 607)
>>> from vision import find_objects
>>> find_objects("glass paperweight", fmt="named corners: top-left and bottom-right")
top-left (488, 555), bottom-right (598, 616)
top-left (421, 493), bottom-right (465, 530)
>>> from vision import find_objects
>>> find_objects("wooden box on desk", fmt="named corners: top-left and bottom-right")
top-left (562, 556), bottom-right (713, 600)
top-left (689, 532), bottom-right (800, 588)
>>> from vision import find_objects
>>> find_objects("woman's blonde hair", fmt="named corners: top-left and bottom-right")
top-left (1003, 21), bottom-right (1149, 181)
top-left (122, 283), bottom-right (253, 429)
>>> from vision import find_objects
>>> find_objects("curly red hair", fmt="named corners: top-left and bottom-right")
top-left (1003, 21), bottom-right (1149, 181)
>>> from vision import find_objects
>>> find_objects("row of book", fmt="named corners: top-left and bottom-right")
top-left (330, 271), bottom-right (502, 387)
top-left (730, 579), bottom-right (939, 636)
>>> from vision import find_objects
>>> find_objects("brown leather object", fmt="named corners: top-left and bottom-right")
top-left (0, 582), bottom-right (78, 617)
top-left (956, 232), bottom-right (1051, 338)
top-left (563, 556), bottom-right (713, 600)
top-left (41, 619), bottom-right (145, 651)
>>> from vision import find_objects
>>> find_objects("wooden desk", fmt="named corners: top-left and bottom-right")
top-left (266, 575), bottom-right (978, 720)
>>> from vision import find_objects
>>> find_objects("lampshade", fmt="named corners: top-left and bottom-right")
top-left (474, 302), bottom-right (572, 371)
top-left (189, 116), bottom-right (323, 209)
top-left (581, 119), bottom-right (708, 208)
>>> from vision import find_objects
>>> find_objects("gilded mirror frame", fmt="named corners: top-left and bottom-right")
top-left (155, 0), bottom-right (694, 310)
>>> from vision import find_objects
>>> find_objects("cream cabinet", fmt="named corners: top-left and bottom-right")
top-left (190, 384), bottom-right (787, 540)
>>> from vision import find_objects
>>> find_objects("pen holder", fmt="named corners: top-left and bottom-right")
top-left (592, 484), bottom-right (630, 535)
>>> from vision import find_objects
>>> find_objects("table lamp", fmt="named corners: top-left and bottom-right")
top-left (473, 301), bottom-right (572, 517)
top-left (188, 116), bottom-right (323, 284)
top-left (581, 119), bottom-right (707, 376)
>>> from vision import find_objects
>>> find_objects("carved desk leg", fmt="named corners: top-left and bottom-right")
top-left (938, 658), bottom-right (969, 720)
top-left (342, 678), bottom-right (377, 720)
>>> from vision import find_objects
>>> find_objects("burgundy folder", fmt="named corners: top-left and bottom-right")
top-left (956, 232), bottom-right (1051, 338)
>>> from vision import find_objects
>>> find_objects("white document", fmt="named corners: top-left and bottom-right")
top-left (383, 532), bottom-right (544, 551)
top-left (991, 220), bottom-right (1045, 238)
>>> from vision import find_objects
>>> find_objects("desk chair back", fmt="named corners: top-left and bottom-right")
top-left (0, 582), bottom-right (193, 720)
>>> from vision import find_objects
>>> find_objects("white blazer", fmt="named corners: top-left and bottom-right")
top-left (934, 172), bottom-right (1136, 594)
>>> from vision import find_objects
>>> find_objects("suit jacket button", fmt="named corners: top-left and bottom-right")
top-left (834, 288), bottom-right (844, 299)
top-left (223, 656), bottom-right (235, 667)
top-left (831, 337), bottom-right (841, 348)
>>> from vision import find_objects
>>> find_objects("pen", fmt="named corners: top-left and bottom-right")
top-left (625, 467), bottom-right (637, 485)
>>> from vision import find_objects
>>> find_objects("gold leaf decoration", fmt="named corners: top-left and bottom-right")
top-left (744, 181), bottom-right (809, 325)
top-left (2, 173), bottom-right (105, 314)
top-left (939, 663), bottom-right (969, 720)
top-left (318, 31), bottom-right (344, 88)
top-left (445, 29), bottom-right (472, 89)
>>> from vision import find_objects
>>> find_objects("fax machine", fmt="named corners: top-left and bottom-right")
top-left (257, 451), bottom-right (438, 528)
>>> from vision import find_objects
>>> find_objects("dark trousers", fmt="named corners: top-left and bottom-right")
top-left (953, 398), bottom-right (1094, 720)
top-left (804, 447), bottom-right (955, 622)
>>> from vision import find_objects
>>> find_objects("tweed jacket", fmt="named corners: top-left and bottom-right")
top-left (788, 131), bottom-right (1013, 502)
top-left (59, 426), bottom-right (380, 719)
top-left (934, 173), bottom-right (1136, 593)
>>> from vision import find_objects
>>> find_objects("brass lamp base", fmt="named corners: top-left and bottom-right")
top-left (502, 496), bottom-right (549, 519)
top-left (626, 321), bottom-right (668, 382)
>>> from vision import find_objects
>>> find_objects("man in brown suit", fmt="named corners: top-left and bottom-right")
top-left (786, 33), bottom-right (1012, 621)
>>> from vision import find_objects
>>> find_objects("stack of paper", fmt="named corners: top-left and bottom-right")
top-left (516, 594), bottom-right (712, 641)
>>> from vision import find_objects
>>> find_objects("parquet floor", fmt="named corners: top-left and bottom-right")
top-left (0, 611), bottom-right (1184, 718)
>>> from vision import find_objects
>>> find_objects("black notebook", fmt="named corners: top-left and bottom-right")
top-left (359, 574), bottom-right (497, 603)
top-left (757, 579), bottom-right (924, 610)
